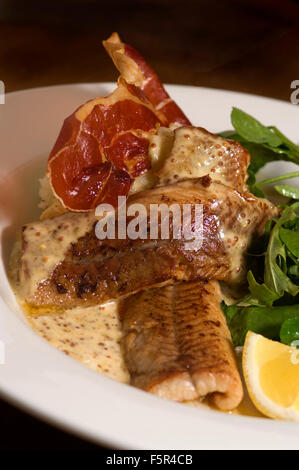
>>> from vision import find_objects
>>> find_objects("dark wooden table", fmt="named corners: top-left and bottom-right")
top-left (0, 0), bottom-right (298, 450)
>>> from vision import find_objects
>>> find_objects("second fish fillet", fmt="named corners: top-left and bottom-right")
top-left (120, 280), bottom-right (243, 410)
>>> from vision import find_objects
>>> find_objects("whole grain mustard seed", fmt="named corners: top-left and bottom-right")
top-left (27, 302), bottom-right (130, 383)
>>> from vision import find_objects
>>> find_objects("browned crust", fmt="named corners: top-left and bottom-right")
top-left (21, 178), bottom-right (278, 308)
top-left (120, 280), bottom-right (243, 410)
top-left (156, 126), bottom-right (250, 191)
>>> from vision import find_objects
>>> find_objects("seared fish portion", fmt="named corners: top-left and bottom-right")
top-left (20, 178), bottom-right (277, 308)
top-left (156, 126), bottom-right (250, 192)
top-left (120, 280), bottom-right (243, 410)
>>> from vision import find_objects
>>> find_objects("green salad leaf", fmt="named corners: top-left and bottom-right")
top-left (247, 270), bottom-right (280, 306)
top-left (289, 265), bottom-right (299, 280)
top-left (222, 302), bottom-right (299, 347)
top-left (219, 109), bottom-right (299, 346)
top-left (280, 316), bottom-right (299, 346)
top-left (219, 108), bottom-right (299, 195)
top-left (279, 228), bottom-right (299, 258)
top-left (275, 184), bottom-right (299, 200)
top-left (264, 203), bottom-right (299, 297)
top-left (231, 108), bottom-right (283, 147)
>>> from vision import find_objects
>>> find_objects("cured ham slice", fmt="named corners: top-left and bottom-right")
top-left (120, 280), bottom-right (243, 410)
top-left (47, 79), bottom-right (164, 211)
top-left (47, 34), bottom-right (191, 212)
top-left (20, 178), bottom-right (277, 309)
top-left (103, 33), bottom-right (191, 127)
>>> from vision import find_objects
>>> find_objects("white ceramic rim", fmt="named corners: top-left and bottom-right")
top-left (0, 83), bottom-right (298, 450)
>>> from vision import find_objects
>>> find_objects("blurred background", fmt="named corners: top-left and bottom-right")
top-left (1, 0), bottom-right (299, 100)
top-left (0, 0), bottom-right (298, 451)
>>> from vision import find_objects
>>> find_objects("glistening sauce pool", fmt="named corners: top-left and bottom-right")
top-left (26, 301), bottom-right (130, 384)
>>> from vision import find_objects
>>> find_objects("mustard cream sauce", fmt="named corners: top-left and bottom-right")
top-left (157, 126), bottom-right (241, 186)
top-left (10, 245), bottom-right (130, 384)
top-left (219, 227), bottom-right (248, 281)
top-left (26, 301), bottom-right (260, 416)
top-left (130, 126), bottom-right (174, 193)
top-left (26, 301), bottom-right (130, 383)
top-left (20, 212), bottom-right (96, 298)
top-left (10, 249), bottom-right (260, 417)
top-left (11, 133), bottom-right (264, 417)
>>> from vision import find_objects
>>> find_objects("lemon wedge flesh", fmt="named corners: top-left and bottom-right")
top-left (243, 331), bottom-right (299, 420)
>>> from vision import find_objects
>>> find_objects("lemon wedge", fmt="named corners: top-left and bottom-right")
top-left (243, 331), bottom-right (299, 421)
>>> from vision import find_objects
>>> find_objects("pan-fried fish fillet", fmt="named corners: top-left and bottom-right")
top-left (120, 280), bottom-right (243, 410)
top-left (38, 125), bottom-right (249, 218)
top-left (121, 284), bottom-right (197, 401)
top-left (20, 178), bottom-right (277, 308)
top-left (156, 126), bottom-right (250, 191)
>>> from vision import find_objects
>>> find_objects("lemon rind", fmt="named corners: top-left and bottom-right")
top-left (243, 331), bottom-right (299, 422)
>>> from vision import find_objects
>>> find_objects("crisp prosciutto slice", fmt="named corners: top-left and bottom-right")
top-left (103, 33), bottom-right (191, 127)
top-left (48, 34), bottom-right (191, 212)
top-left (48, 79), bottom-right (164, 211)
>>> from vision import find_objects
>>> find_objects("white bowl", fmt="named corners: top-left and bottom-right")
top-left (0, 83), bottom-right (298, 449)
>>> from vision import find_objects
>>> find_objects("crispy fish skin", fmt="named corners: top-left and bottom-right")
top-left (120, 285), bottom-right (198, 401)
top-left (29, 240), bottom-right (229, 309)
top-left (120, 280), bottom-right (243, 410)
top-left (156, 127), bottom-right (250, 192)
top-left (173, 280), bottom-right (243, 410)
top-left (21, 178), bottom-right (277, 308)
